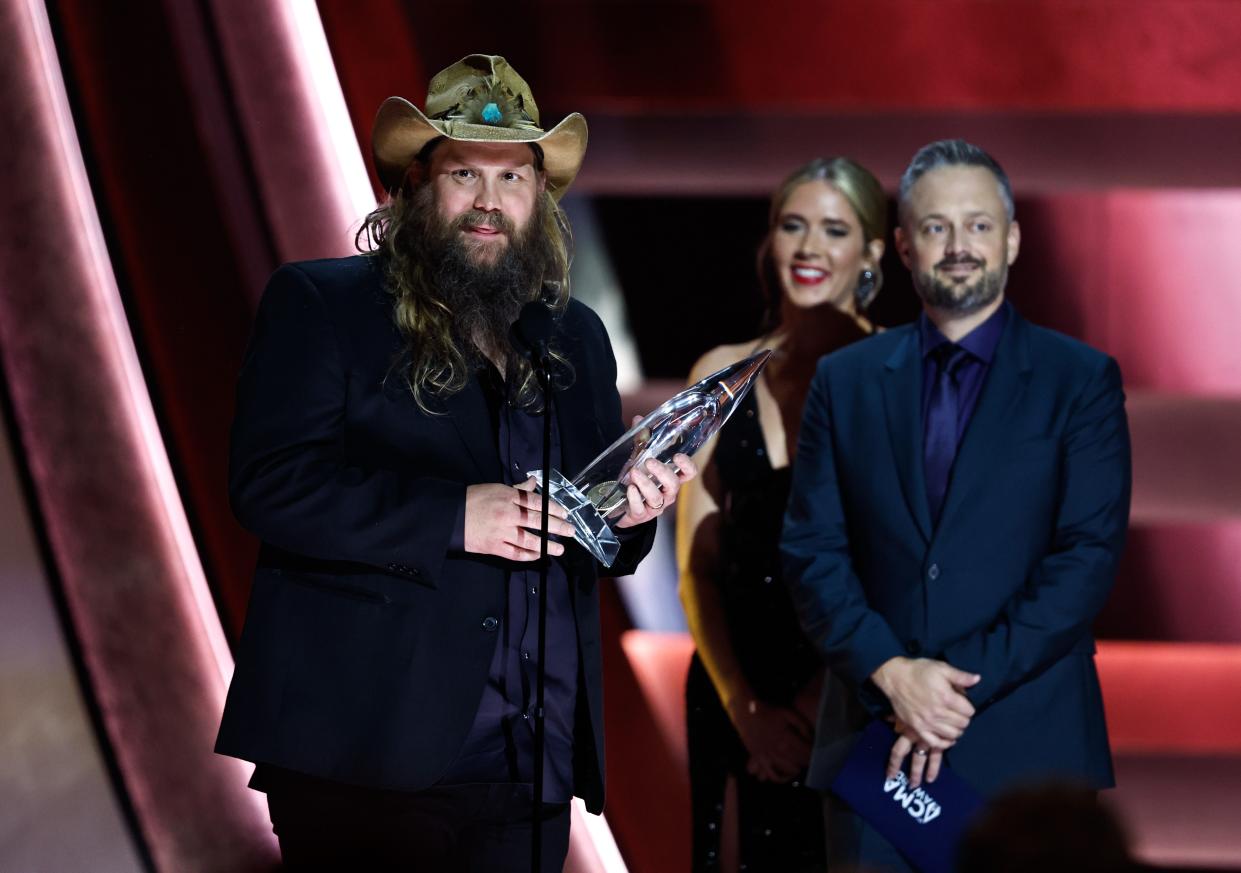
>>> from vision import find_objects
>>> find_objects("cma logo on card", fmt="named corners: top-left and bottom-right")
top-left (882, 771), bottom-right (943, 824)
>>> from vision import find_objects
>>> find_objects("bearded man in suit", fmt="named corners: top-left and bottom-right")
top-left (782, 139), bottom-right (1131, 871)
top-left (216, 54), bottom-right (695, 871)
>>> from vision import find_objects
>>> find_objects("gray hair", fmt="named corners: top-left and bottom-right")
top-left (898, 139), bottom-right (1015, 224)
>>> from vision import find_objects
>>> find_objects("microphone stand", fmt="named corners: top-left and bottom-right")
top-left (512, 296), bottom-right (559, 873)
top-left (529, 342), bottom-right (553, 873)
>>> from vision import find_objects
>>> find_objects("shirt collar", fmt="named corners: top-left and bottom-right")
top-left (919, 300), bottom-right (1010, 364)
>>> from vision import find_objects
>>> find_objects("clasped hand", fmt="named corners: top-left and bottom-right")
top-left (872, 656), bottom-right (981, 789)
top-left (727, 696), bottom-right (814, 783)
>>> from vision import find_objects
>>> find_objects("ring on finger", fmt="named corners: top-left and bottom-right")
top-left (914, 747), bottom-right (929, 757)
top-left (649, 499), bottom-right (664, 510)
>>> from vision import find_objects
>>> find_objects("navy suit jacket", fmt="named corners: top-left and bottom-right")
top-left (781, 307), bottom-right (1131, 797)
top-left (215, 256), bottom-right (654, 812)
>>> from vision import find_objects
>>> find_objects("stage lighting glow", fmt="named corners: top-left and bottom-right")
top-left (286, 0), bottom-right (375, 223)
top-left (571, 798), bottom-right (630, 873)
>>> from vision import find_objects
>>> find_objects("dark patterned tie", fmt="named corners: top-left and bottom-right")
top-left (924, 343), bottom-right (970, 524)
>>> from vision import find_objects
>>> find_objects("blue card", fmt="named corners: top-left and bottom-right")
top-left (831, 720), bottom-right (985, 873)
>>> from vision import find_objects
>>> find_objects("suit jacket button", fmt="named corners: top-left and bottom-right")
top-left (928, 563), bottom-right (940, 581)
top-left (906, 640), bottom-right (922, 655)
top-left (482, 616), bottom-right (499, 632)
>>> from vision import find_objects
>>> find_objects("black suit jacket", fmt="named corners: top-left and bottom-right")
top-left (782, 309), bottom-right (1131, 797)
top-left (215, 256), bottom-right (653, 812)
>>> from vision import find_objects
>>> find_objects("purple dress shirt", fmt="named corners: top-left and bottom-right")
top-left (920, 302), bottom-right (1009, 520)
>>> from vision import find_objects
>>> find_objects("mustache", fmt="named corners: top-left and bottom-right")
top-left (455, 210), bottom-right (515, 235)
top-left (936, 254), bottom-right (985, 269)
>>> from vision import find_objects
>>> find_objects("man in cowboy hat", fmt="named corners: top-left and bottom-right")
top-left (216, 54), bottom-right (695, 870)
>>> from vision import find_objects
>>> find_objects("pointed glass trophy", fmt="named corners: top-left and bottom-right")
top-left (531, 349), bottom-right (771, 567)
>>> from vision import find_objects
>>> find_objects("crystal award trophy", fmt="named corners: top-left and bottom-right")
top-left (530, 349), bottom-right (771, 567)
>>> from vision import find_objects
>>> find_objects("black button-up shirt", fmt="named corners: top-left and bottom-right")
top-left (439, 365), bottom-right (578, 802)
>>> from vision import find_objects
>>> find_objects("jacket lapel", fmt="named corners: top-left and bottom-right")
top-left (555, 315), bottom-right (609, 478)
top-left (440, 317), bottom-right (604, 486)
top-left (442, 376), bottom-right (504, 482)
top-left (882, 328), bottom-right (933, 543)
top-left (556, 378), bottom-right (600, 478)
top-left (935, 311), bottom-right (1033, 534)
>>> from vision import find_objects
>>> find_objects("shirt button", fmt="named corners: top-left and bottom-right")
top-left (482, 616), bottom-right (499, 632)
top-left (512, 462), bottom-right (521, 471)
top-left (928, 563), bottom-right (940, 580)
top-left (523, 651), bottom-right (531, 661)
top-left (530, 586), bottom-right (538, 596)
top-left (762, 576), bottom-right (773, 585)
top-left (906, 640), bottom-right (922, 655)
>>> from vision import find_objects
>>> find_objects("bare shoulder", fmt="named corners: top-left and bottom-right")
top-left (688, 340), bottom-right (764, 385)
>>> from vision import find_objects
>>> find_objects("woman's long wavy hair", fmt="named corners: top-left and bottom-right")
top-left (755, 157), bottom-right (888, 334)
top-left (356, 146), bottom-right (574, 414)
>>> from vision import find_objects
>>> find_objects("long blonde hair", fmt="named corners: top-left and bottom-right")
top-left (756, 157), bottom-right (888, 331)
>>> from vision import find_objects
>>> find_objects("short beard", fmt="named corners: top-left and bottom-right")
top-left (407, 184), bottom-right (553, 366)
top-left (914, 255), bottom-right (1007, 316)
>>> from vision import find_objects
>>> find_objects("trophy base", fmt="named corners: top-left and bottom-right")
top-left (528, 468), bottom-right (621, 568)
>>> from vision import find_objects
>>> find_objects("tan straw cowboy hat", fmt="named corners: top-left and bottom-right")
top-left (371, 54), bottom-right (588, 200)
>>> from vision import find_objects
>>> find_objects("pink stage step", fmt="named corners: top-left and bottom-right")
top-left (615, 631), bottom-right (1241, 871)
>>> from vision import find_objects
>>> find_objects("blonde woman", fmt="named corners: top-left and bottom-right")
top-left (678, 158), bottom-right (887, 872)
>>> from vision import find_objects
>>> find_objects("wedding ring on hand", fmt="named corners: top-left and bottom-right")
top-left (649, 499), bottom-right (664, 510)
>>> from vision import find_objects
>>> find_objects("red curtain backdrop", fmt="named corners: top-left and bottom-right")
top-left (26, 0), bottom-right (1241, 867)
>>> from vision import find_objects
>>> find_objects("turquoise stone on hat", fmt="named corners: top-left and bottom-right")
top-left (481, 102), bottom-right (502, 123)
